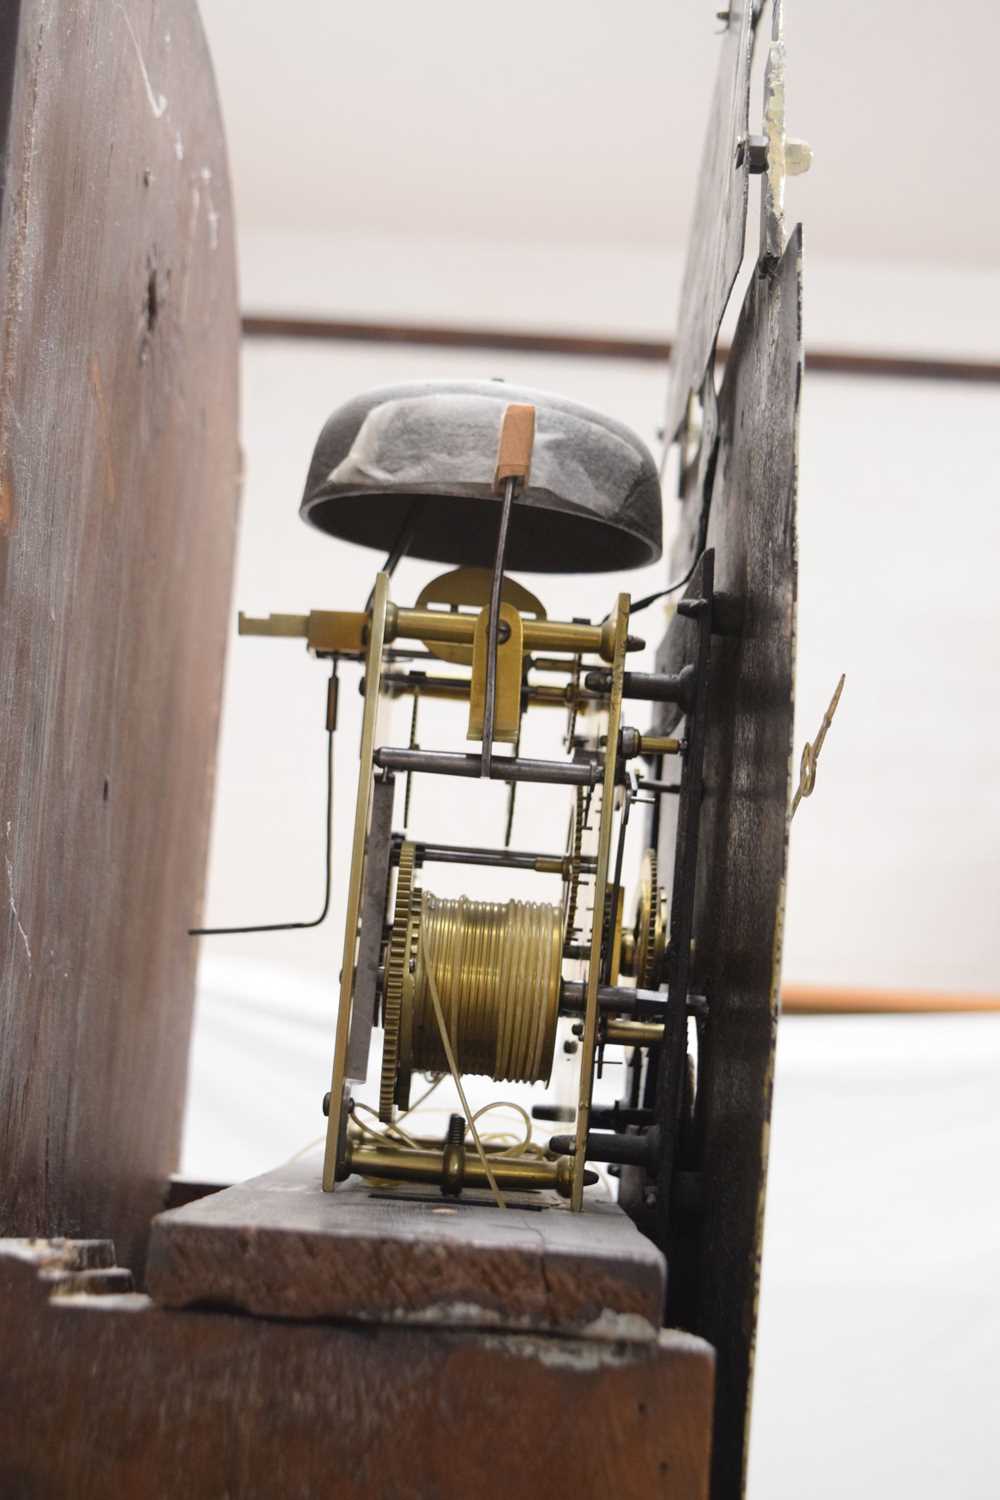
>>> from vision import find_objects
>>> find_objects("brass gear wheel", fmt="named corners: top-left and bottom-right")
top-left (603, 883), bottom-right (625, 984)
top-left (563, 651), bottom-right (583, 752)
top-left (379, 841), bottom-right (418, 1122)
top-left (562, 785), bottom-right (589, 949)
top-left (634, 849), bottom-right (666, 990)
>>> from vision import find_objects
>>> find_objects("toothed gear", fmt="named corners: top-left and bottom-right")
top-left (563, 652), bottom-right (583, 752)
top-left (379, 841), bottom-right (417, 1122)
top-left (603, 882), bottom-right (624, 984)
top-left (562, 785), bottom-right (588, 949)
top-left (635, 848), bottom-right (666, 989)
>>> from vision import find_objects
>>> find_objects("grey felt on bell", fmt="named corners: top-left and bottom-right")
top-left (300, 379), bottom-right (662, 573)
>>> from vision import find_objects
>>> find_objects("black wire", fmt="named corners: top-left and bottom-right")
top-left (189, 709), bottom-right (335, 937)
top-left (364, 497), bottom-right (425, 611)
top-left (627, 551), bottom-right (703, 617)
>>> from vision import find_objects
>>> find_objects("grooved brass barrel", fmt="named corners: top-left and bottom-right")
top-left (409, 893), bottom-right (562, 1083)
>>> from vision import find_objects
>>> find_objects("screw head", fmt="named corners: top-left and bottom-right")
top-left (736, 134), bottom-right (769, 173)
top-left (746, 135), bottom-right (769, 174)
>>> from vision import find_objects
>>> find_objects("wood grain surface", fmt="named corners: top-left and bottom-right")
top-left (0, 1), bottom-right (239, 1274)
top-left (665, 230), bottom-right (802, 1500)
top-left (147, 1155), bottom-right (667, 1336)
top-left (662, 3), bottom-right (752, 444)
top-left (781, 983), bottom-right (1000, 1014)
top-left (2, 1237), bottom-right (714, 1500)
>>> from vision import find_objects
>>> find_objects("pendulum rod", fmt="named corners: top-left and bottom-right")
top-left (481, 474), bottom-right (516, 779)
top-left (483, 403), bottom-right (535, 777)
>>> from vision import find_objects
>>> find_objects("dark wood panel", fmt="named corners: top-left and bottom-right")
top-left (147, 1157), bottom-right (666, 1335)
top-left (0, 1), bottom-right (239, 1275)
top-left (668, 230), bottom-right (802, 1500)
top-left (662, 2), bottom-right (752, 443)
top-left (1, 1238), bottom-right (715, 1500)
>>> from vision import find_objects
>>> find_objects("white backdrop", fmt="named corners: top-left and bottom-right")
top-left (750, 1015), bottom-right (1000, 1500)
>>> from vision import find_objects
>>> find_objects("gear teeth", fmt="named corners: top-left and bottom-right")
top-left (641, 850), bottom-right (659, 988)
top-left (379, 842), bottom-right (417, 1122)
top-left (636, 849), bottom-right (664, 990)
top-left (563, 786), bottom-right (587, 948)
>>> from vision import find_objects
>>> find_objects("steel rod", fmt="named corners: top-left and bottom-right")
top-left (585, 666), bottom-right (695, 706)
top-left (589, 1103), bottom-right (655, 1130)
top-left (559, 982), bottom-right (669, 1018)
top-left (377, 672), bottom-right (586, 710)
top-left (530, 1102), bottom-right (655, 1129)
top-left (399, 839), bottom-right (597, 874)
top-left (374, 746), bottom-right (602, 786)
top-left (550, 1129), bottom-right (660, 1170)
